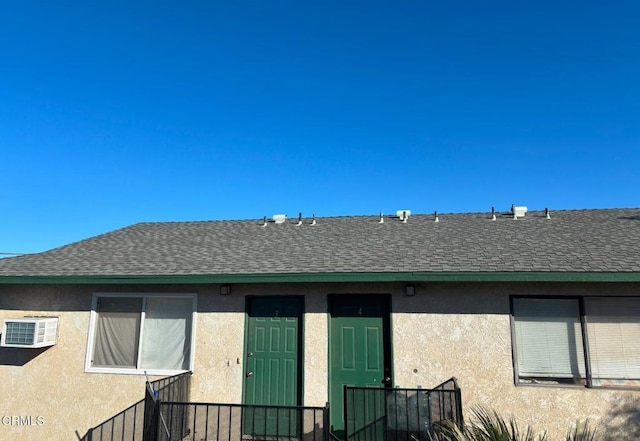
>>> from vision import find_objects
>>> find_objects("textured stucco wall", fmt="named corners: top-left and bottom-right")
top-left (2, 282), bottom-right (640, 440)
top-left (0, 284), bottom-right (149, 441)
top-left (392, 282), bottom-right (640, 439)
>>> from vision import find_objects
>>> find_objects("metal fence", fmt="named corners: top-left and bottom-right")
top-left (344, 378), bottom-right (463, 441)
top-left (81, 371), bottom-right (328, 441)
top-left (82, 372), bottom-right (192, 441)
top-left (150, 371), bottom-right (192, 403)
top-left (156, 402), bottom-right (329, 441)
top-left (83, 373), bottom-right (459, 441)
top-left (83, 398), bottom-right (146, 441)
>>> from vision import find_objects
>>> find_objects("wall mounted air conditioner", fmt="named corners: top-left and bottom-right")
top-left (1, 317), bottom-right (59, 348)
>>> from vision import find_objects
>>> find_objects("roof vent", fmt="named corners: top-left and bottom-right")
top-left (511, 205), bottom-right (528, 219)
top-left (396, 210), bottom-right (411, 222)
top-left (273, 214), bottom-right (287, 224)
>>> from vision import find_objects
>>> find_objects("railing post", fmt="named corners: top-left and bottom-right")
top-left (455, 385), bottom-right (464, 429)
top-left (324, 402), bottom-right (330, 441)
top-left (143, 383), bottom-right (159, 441)
top-left (343, 384), bottom-right (349, 441)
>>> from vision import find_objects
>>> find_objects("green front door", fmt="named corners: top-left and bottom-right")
top-left (244, 296), bottom-right (303, 435)
top-left (329, 295), bottom-right (392, 439)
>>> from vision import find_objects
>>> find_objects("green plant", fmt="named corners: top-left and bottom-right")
top-left (431, 407), bottom-right (596, 441)
top-left (564, 422), bottom-right (596, 441)
top-left (453, 407), bottom-right (546, 441)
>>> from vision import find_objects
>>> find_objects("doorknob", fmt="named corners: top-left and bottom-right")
top-left (381, 377), bottom-right (391, 383)
top-left (246, 371), bottom-right (254, 377)
top-left (247, 352), bottom-right (254, 357)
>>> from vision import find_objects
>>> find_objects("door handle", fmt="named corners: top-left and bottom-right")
top-left (382, 377), bottom-right (391, 383)
top-left (246, 371), bottom-right (254, 378)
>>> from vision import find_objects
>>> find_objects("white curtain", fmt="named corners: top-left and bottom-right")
top-left (141, 297), bottom-right (193, 370)
top-left (585, 297), bottom-right (640, 384)
top-left (513, 298), bottom-right (586, 380)
top-left (93, 297), bottom-right (142, 367)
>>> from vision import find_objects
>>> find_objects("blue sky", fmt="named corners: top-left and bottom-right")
top-left (1, 1), bottom-right (639, 254)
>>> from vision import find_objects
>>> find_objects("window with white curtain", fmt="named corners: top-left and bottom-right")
top-left (512, 296), bottom-right (640, 388)
top-left (86, 294), bottom-right (196, 374)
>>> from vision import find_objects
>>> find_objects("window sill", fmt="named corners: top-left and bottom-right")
top-left (515, 382), bottom-right (585, 390)
top-left (515, 381), bottom-right (640, 391)
top-left (85, 367), bottom-right (191, 376)
top-left (588, 384), bottom-right (640, 391)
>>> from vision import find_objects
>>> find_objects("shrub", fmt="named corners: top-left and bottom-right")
top-left (433, 407), bottom-right (596, 441)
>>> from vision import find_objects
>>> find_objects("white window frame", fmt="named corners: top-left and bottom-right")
top-left (511, 296), bottom-right (640, 389)
top-left (85, 293), bottom-right (197, 375)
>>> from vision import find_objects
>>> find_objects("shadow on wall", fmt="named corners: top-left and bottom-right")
top-left (601, 395), bottom-right (640, 440)
top-left (0, 346), bottom-right (48, 366)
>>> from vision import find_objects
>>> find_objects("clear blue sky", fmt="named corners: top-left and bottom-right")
top-left (1, 1), bottom-right (639, 254)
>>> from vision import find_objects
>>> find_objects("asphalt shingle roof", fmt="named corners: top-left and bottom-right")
top-left (0, 208), bottom-right (639, 277)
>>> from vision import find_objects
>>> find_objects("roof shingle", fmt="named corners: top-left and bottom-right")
top-left (0, 208), bottom-right (639, 277)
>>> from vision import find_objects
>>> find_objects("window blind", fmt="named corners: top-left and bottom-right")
top-left (513, 298), bottom-right (586, 380)
top-left (585, 297), bottom-right (640, 384)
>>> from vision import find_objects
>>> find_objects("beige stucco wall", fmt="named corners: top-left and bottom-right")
top-left (392, 282), bottom-right (640, 439)
top-left (1, 281), bottom-right (639, 440)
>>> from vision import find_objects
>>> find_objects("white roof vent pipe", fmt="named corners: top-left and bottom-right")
top-left (545, 208), bottom-right (551, 219)
top-left (511, 204), bottom-right (528, 219)
top-left (434, 211), bottom-right (439, 222)
top-left (378, 212), bottom-right (384, 224)
top-left (273, 214), bottom-right (287, 224)
top-left (397, 210), bottom-right (411, 222)
top-left (311, 214), bottom-right (317, 226)
top-left (491, 207), bottom-right (497, 221)
top-left (296, 212), bottom-right (303, 226)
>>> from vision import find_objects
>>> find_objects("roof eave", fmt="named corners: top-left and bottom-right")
top-left (1, 271), bottom-right (639, 284)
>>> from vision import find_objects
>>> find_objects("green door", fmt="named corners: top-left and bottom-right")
top-left (244, 296), bottom-right (303, 436)
top-left (329, 295), bottom-right (392, 439)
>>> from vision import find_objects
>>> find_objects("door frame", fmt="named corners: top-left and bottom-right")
top-left (327, 294), bottom-right (393, 437)
top-left (242, 295), bottom-right (305, 407)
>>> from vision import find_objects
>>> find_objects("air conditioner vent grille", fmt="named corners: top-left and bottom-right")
top-left (5, 321), bottom-right (37, 345)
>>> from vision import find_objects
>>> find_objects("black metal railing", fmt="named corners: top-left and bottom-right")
top-left (149, 371), bottom-right (192, 403)
top-left (81, 371), bottom-right (192, 441)
top-left (156, 402), bottom-right (329, 441)
top-left (429, 378), bottom-right (463, 427)
top-left (145, 371), bottom-right (192, 441)
top-left (82, 372), bottom-right (457, 441)
top-left (344, 378), bottom-right (463, 441)
top-left (82, 399), bottom-right (146, 441)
